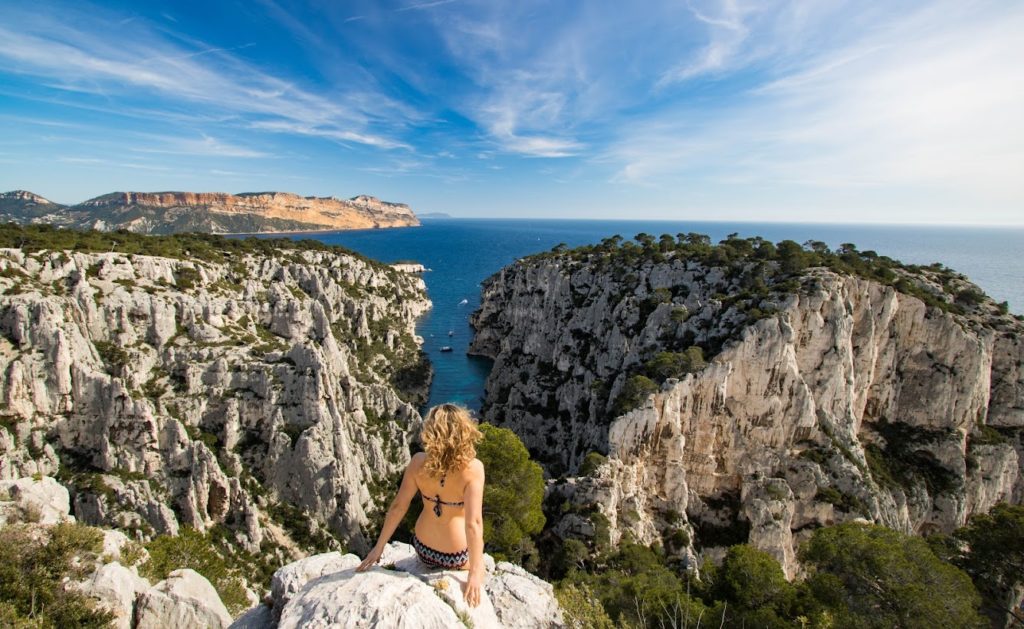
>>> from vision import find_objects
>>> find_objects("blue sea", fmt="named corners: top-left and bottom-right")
top-left (279, 219), bottom-right (1024, 411)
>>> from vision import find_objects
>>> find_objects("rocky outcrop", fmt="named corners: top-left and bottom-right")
top-left (471, 248), bottom-right (1024, 577)
top-left (0, 239), bottom-right (431, 569)
top-left (230, 541), bottom-right (564, 629)
top-left (0, 475), bottom-right (71, 525)
top-left (81, 562), bottom-right (154, 629)
top-left (135, 569), bottom-right (234, 629)
top-left (0, 189), bottom-right (420, 234)
top-left (2, 478), bottom-right (232, 629)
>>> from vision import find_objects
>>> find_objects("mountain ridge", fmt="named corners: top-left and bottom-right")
top-left (0, 189), bottom-right (419, 234)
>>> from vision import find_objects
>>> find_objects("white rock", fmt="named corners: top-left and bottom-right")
top-left (269, 543), bottom-right (560, 629)
top-left (472, 258), bottom-right (1024, 577)
top-left (278, 569), bottom-right (462, 629)
top-left (79, 562), bottom-right (151, 629)
top-left (486, 562), bottom-right (565, 628)
top-left (0, 476), bottom-right (71, 525)
top-left (270, 551), bottom-right (361, 609)
top-left (135, 568), bottom-right (232, 629)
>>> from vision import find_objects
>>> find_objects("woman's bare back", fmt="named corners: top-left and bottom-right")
top-left (412, 452), bottom-right (480, 553)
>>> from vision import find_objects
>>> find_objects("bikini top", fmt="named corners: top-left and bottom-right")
top-left (422, 473), bottom-right (464, 517)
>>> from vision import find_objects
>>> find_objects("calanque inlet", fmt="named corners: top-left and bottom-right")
top-left (1, 225), bottom-right (1022, 628)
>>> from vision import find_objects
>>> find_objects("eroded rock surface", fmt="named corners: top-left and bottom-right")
top-left (234, 541), bottom-right (564, 629)
top-left (135, 568), bottom-right (233, 629)
top-left (471, 250), bottom-right (1024, 577)
top-left (0, 244), bottom-right (430, 566)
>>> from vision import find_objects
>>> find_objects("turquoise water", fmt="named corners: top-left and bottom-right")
top-left (288, 219), bottom-right (1023, 410)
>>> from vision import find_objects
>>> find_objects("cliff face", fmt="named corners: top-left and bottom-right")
top-left (0, 241), bottom-right (430, 560)
top-left (0, 190), bottom-right (420, 234)
top-left (470, 251), bottom-right (1024, 576)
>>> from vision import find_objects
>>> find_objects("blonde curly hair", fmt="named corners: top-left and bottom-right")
top-left (420, 403), bottom-right (483, 479)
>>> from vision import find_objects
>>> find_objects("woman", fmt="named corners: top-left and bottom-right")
top-left (356, 403), bottom-right (486, 607)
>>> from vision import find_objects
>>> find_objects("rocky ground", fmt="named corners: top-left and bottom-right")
top-left (2, 476), bottom-right (563, 628)
top-left (0, 238), bottom-right (431, 589)
top-left (470, 242), bottom-right (1024, 577)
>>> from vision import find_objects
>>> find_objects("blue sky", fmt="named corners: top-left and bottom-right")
top-left (0, 0), bottom-right (1021, 223)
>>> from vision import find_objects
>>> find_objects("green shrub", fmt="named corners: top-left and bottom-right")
top-left (476, 423), bottom-right (546, 566)
top-left (142, 528), bottom-right (249, 615)
top-left (578, 451), bottom-right (607, 477)
top-left (0, 522), bottom-right (115, 628)
top-left (641, 346), bottom-right (705, 383)
top-left (555, 583), bottom-right (615, 629)
top-left (942, 503), bottom-right (1024, 625)
top-left (610, 375), bottom-right (658, 417)
top-left (567, 541), bottom-right (708, 628)
top-left (93, 341), bottom-right (129, 376)
top-left (800, 522), bottom-right (985, 628)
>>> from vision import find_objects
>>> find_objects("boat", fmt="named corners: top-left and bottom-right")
top-left (458, 299), bottom-right (468, 305)
top-left (440, 346), bottom-right (453, 352)
top-left (448, 330), bottom-right (454, 336)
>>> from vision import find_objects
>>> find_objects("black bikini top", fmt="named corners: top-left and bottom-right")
top-left (422, 473), bottom-right (464, 517)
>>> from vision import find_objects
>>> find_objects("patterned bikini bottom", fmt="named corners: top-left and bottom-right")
top-left (412, 534), bottom-right (469, 569)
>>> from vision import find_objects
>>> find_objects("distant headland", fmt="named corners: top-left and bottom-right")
top-left (0, 189), bottom-right (420, 235)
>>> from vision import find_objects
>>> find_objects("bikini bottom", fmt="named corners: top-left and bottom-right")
top-left (412, 534), bottom-right (469, 569)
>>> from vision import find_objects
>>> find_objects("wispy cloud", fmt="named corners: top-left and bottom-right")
top-left (395, 0), bottom-right (458, 12)
top-left (607, 0), bottom-right (1024, 211)
top-left (248, 120), bottom-right (411, 150)
top-left (129, 134), bottom-right (271, 158)
top-left (659, 0), bottom-right (754, 85)
top-left (0, 6), bottom-right (413, 151)
top-left (57, 156), bottom-right (170, 171)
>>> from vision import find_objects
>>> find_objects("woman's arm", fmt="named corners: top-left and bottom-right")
top-left (462, 459), bottom-right (486, 606)
top-left (356, 453), bottom-right (423, 572)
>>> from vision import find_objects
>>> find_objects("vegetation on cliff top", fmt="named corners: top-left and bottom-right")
top-left (531, 231), bottom-right (1013, 321)
top-left (552, 517), bottom-right (1007, 629)
top-left (0, 222), bottom-right (378, 267)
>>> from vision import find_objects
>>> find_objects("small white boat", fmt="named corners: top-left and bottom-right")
top-left (440, 346), bottom-right (453, 352)
top-left (458, 299), bottom-right (468, 305)
top-left (448, 330), bottom-right (454, 336)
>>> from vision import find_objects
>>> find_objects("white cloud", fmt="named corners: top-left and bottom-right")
top-left (608, 0), bottom-right (1024, 214)
top-left (248, 120), bottom-right (411, 151)
top-left (0, 7), bottom-right (413, 151)
top-left (659, 0), bottom-right (755, 85)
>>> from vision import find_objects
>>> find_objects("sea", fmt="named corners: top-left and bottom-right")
top-left (271, 219), bottom-right (1024, 411)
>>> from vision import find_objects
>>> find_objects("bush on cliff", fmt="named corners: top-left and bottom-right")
top-left (800, 522), bottom-right (986, 628)
top-left (701, 545), bottom-right (797, 625)
top-left (610, 375), bottom-right (659, 417)
top-left (930, 503), bottom-right (1024, 626)
top-left (0, 522), bottom-right (115, 628)
top-left (565, 541), bottom-right (708, 628)
top-left (550, 523), bottom-right (988, 628)
top-left (475, 423), bottom-right (546, 568)
top-left (142, 527), bottom-right (249, 615)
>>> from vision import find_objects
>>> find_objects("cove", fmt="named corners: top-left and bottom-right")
top-left (274, 218), bottom-right (1024, 411)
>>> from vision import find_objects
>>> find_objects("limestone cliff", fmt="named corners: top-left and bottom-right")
top-left (0, 231), bottom-right (431, 569)
top-left (0, 189), bottom-right (420, 234)
top-left (470, 239), bottom-right (1024, 576)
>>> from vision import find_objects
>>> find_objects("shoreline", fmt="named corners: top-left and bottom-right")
top-left (216, 222), bottom-right (421, 237)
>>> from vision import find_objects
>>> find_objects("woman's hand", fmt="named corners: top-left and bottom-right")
top-left (356, 544), bottom-right (383, 572)
top-left (463, 571), bottom-right (484, 607)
